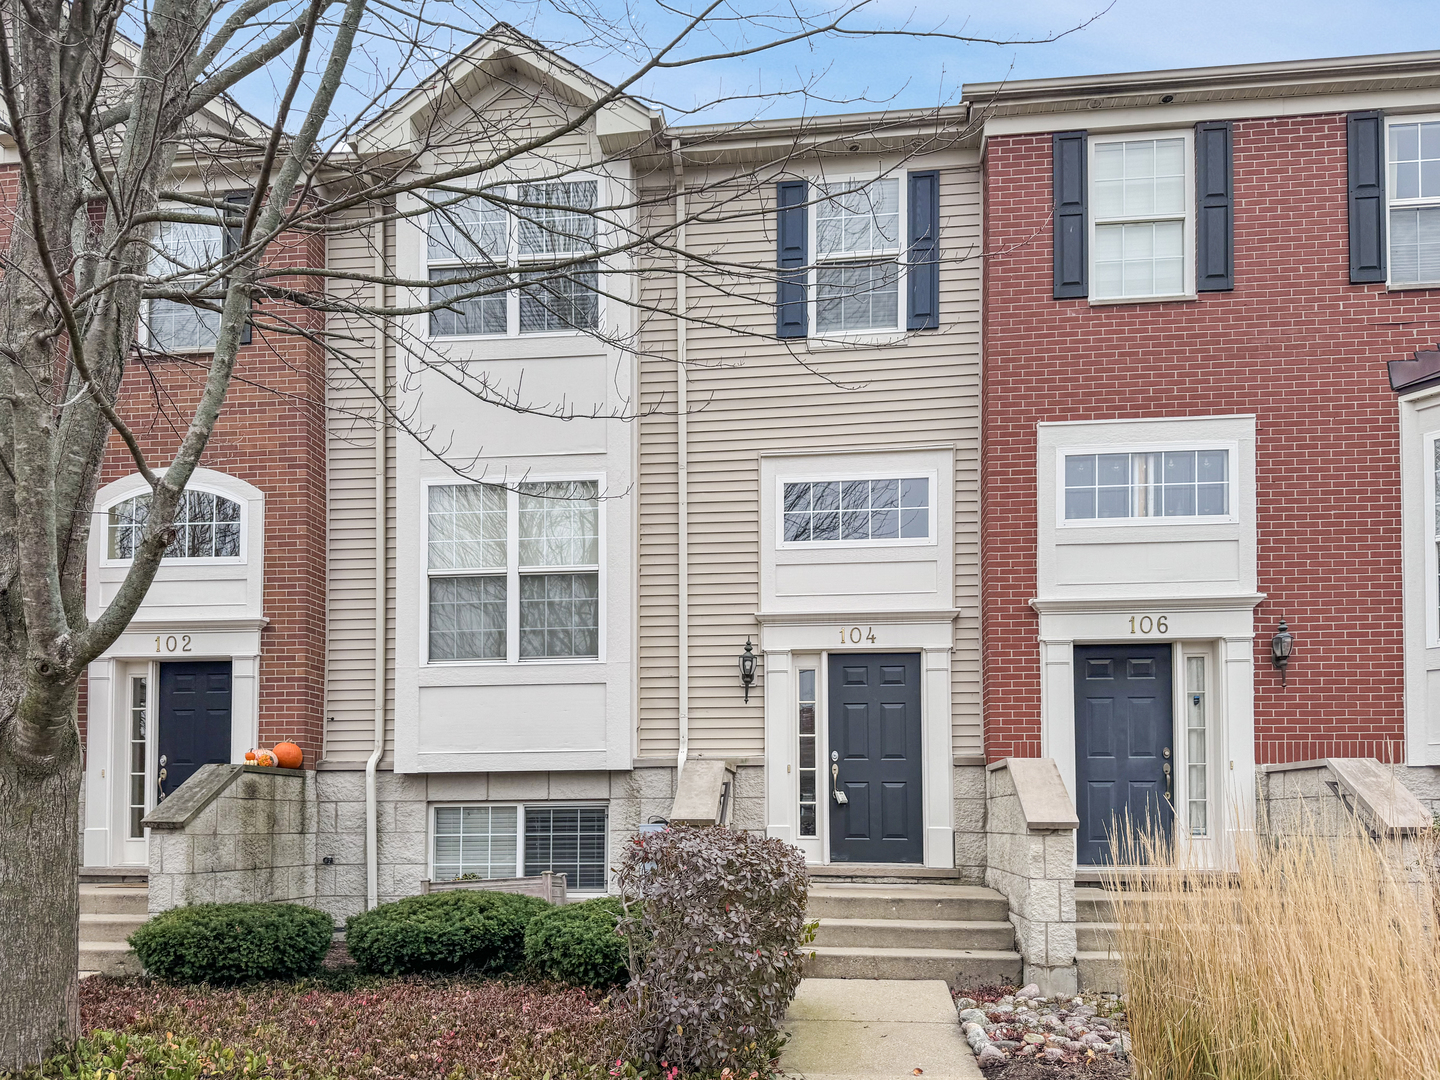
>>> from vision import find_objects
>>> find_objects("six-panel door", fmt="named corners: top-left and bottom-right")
top-left (1073, 644), bottom-right (1175, 865)
top-left (156, 660), bottom-right (233, 800)
top-left (827, 652), bottom-right (923, 863)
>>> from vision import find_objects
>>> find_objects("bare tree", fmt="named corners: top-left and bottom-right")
top-left (0, 0), bottom-right (1098, 1067)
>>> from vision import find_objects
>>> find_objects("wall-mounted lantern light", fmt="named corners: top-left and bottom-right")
top-left (738, 637), bottom-right (758, 703)
top-left (1271, 618), bottom-right (1294, 686)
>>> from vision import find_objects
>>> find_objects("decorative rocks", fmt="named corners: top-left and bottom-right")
top-left (954, 988), bottom-right (1129, 1070)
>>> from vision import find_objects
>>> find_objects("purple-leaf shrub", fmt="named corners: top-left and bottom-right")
top-left (616, 826), bottom-right (814, 1073)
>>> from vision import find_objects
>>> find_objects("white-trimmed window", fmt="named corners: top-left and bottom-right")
top-left (426, 480), bottom-right (600, 663)
top-left (1089, 133), bottom-right (1192, 301)
top-left (797, 668), bottom-right (818, 838)
top-left (1185, 655), bottom-right (1208, 837)
top-left (814, 176), bottom-right (903, 333)
top-left (147, 216), bottom-right (225, 352)
top-left (1061, 448), bottom-right (1231, 523)
top-left (1388, 118), bottom-right (1440, 285)
top-left (431, 804), bottom-right (607, 891)
top-left (106, 489), bottom-right (243, 561)
top-left (781, 476), bottom-right (930, 544)
top-left (426, 181), bottom-right (600, 338)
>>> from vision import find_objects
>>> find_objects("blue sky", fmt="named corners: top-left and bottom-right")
top-left (225, 0), bottom-right (1440, 131)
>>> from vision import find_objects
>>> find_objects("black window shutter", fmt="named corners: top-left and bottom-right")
top-left (906, 170), bottom-right (940, 330)
top-left (224, 191), bottom-right (254, 345)
top-left (775, 180), bottom-right (808, 338)
top-left (1053, 131), bottom-right (1087, 299)
top-left (1195, 121), bottom-right (1234, 292)
top-left (1348, 110), bottom-right (1386, 284)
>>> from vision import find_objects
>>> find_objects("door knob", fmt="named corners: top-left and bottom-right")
top-left (1163, 761), bottom-right (1173, 804)
top-left (831, 763), bottom-right (848, 804)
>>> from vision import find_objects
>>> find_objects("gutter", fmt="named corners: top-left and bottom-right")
top-left (365, 218), bottom-right (388, 910)
top-left (672, 139), bottom-right (689, 773)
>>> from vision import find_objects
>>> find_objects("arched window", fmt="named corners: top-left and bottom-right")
top-left (107, 489), bottom-right (242, 560)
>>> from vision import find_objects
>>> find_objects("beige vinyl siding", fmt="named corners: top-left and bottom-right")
top-left (637, 160), bottom-right (983, 759)
top-left (324, 206), bottom-right (397, 766)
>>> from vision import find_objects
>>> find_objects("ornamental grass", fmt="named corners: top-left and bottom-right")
top-left (1110, 808), bottom-right (1440, 1080)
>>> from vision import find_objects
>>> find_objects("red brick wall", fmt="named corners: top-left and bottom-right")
top-left (982, 112), bottom-right (1440, 766)
top-left (91, 227), bottom-right (329, 764)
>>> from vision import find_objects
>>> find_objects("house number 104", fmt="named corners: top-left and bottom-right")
top-left (840, 626), bottom-right (877, 644)
top-left (1128, 616), bottom-right (1168, 635)
top-left (155, 634), bottom-right (194, 653)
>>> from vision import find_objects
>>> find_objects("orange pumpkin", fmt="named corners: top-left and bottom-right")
top-left (272, 741), bottom-right (303, 769)
top-left (244, 750), bottom-right (258, 763)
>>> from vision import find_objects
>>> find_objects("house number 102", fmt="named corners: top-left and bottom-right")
top-left (840, 626), bottom-right (877, 644)
top-left (155, 634), bottom-right (194, 653)
top-left (1128, 616), bottom-right (1168, 635)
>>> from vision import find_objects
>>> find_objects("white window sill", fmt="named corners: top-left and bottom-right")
top-left (1387, 280), bottom-right (1440, 292)
top-left (1057, 515), bottom-right (1239, 529)
top-left (423, 657), bottom-right (604, 667)
top-left (1087, 293), bottom-right (1196, 307)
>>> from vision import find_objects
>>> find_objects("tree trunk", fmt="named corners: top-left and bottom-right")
top-left (0, 690), bottom-right (82, 1072)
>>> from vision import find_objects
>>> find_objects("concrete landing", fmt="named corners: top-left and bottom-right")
top-left (780, 978), bottom-right (980, 1080)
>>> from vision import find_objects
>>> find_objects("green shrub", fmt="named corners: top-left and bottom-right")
top-left (345, 889), bottom-right (550, 976)
top-left (127, 902), bottom-right (333, 985)
top-left (615, 826), bottom-right (813, 1074)
top-left (524, 896), bottom-right (634, 987)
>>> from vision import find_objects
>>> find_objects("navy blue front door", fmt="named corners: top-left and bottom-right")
top-left (157, 661), bottom-right (232, 800)
top-left (828, 653), bottom-right (923, 863)
top-left (1074, 644), bottom-right (1174, 865)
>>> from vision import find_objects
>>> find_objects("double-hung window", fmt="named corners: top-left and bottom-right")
top-left (814, 177), bottom-right (902, 333)
top-left (147, 216), bottom-right (226, 352)
top-left (427, 181), bottom-right (600, 338)
top-left (1387, 118), bottom-right (1440, 285)
top-left (1061, 449), bottom-right (1230, 523)
top-left (1090, 135), bottom-right (1191, 300)
top-left (427, 480), bottom-right (600, 662)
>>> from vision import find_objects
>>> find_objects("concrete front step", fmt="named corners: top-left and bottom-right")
top-left (81, 912), bottom-right (148, 943)
top-left (80, 941), bottom-right (145, 977)
top-left (807, 884), bottom-right (1010, 922)
top-left (807, 946), bottom-right (1022, 988)
top-left (80, 883), bottom-right (150, 916)
top-left (1076, 951), bottom-right (1125, 994)
top-left (79, 866), bottom-right (149, 885)
top-left (1076, 921), bottom-right (1121, 953)
top-left (814, 917), bottom-right (1016, 951)
top-left (808, 864), bottom-right (964, 884)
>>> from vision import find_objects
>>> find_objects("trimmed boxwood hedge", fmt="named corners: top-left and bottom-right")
top-left (524, 896), bottom-right (633, 988)
top-left (344, 890), bottom-right (550, 976)
top-left (128, 902), bottom-right (333, 984)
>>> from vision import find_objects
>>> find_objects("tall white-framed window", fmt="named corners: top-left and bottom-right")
top-left (425, 479), bottom-right (601, 663)
top-left (1387, 116), bottom-right (1440, 286)
top-left (105, 488), bottom-right (244, 562)
top-left (1184, 654), bottom-right (1208, 837)
top-left (426, 180), bottom-right (601, 338)
top-left (1088, 131), bottom-right (1193, 301)
top-left (430, 803), bottom-right (608, 891)
top-left (1429, 432), bottom-right (1440, 648)
top-left (144, 211), bottom-right (233, 353)
top-left (127, 675), bottom-right (149, 839)
top-left (812, 175), bottom-right (904, 334)
top-left (778, 473), bottom-right (934, 547)
top-left (1058, 445), bottom-right (1236, 526)
top-left (797, 668), bottom-right (818, 838)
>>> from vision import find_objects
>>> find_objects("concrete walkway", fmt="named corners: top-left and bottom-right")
top-left (779, 979), bottom-right (981, 1080)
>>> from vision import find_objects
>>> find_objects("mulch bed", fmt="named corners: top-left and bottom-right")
top-left (979, 1060), bottom-right (1131, 1079)
top-left (78, 974), bottom-right (621, 1079)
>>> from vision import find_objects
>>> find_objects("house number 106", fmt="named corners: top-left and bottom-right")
top-left (840, 626), bottom-right (877, 644)
top-left (155, 634), bottom-right (194, 653)
top-left (1128, 616), bottom-right (1168, 634)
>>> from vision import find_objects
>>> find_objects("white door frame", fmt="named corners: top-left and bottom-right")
top-left (760, 611), bottom-right (957, 867)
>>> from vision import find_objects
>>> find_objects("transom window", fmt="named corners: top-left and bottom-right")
top-left (1388, 120), bottom-right (1440, 285)
top-left (146, 216), bottom-right (225, 352)
top-left (107, 489), bottom-right (242, 560)
top-left (426, 480), bottom-right (600, 662)
top-left (815, 177), bottom-right (902, 333)
top-left (1063, 450), bottom-right (1228, 521)
top-left (432, 804), bottom-right (607, 891)
top-left (1091, 137), bottom-right (1188, 300)
top-left (426, 181), bottom-right (600, 338)
top-left (783, 477), bottom-right (929, 543)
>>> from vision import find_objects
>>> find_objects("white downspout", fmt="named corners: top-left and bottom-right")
top-left (364, 219), bottom-right (388, 910)
top-left (673, 140), bottom-right (689, 775)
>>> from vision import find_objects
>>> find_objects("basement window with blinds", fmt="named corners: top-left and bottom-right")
top-left (431, 805), bottom-right (607, 891)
